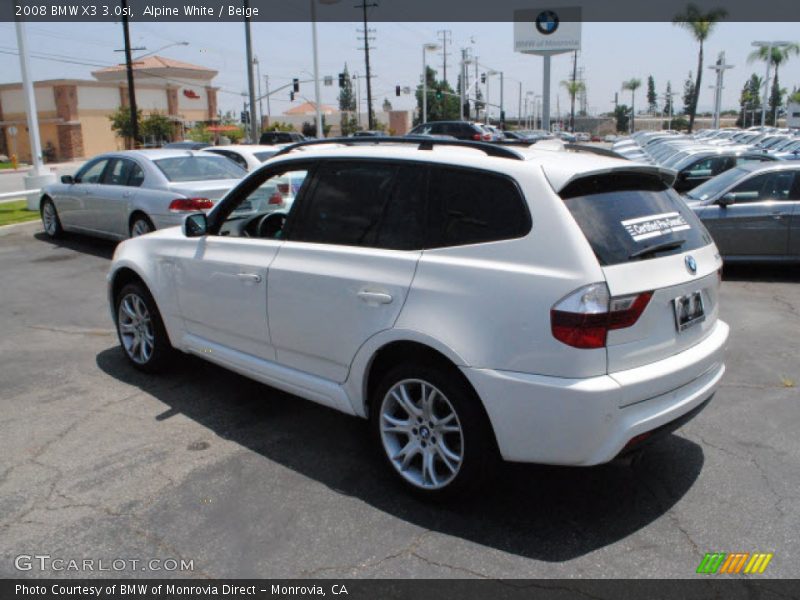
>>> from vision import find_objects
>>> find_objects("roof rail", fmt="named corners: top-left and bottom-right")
top-left (270, 136), bottom-right (526, 161)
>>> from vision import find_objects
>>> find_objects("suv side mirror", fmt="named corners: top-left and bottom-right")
top-left (718, 193), bottom-right (735, 207)
top-left (61, 175), bottom-right (74, 184)
top-left (182, 213), bottom-right (208, 237)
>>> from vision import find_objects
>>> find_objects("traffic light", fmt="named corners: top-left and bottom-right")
top-left (292, 78), bottom-right (300, 92)
top-left (481, 72), bottom-right (486, 84)
top-left (435, 87), bottom-right (443, 100)
top-left (339, 73), bottom-right (346, 88)
top-left (463, 101), bottom-right (470, 116)
top-left (240, 111), bottom-right (248, 124)
top-left (290, 91), bottom-right (295, 101)
top-left (395, 85), bottom-right (401, 97)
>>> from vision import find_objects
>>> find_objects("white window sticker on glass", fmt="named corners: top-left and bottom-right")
top-left (621, 212), bottom-right (691, 242)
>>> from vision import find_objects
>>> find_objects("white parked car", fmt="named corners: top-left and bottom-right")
top-left (40, 150), bottom-right (246, 240)
top-left (203, 144), bottom-right (289, 171)
top-left (107, 138), bottom-right (729, 498)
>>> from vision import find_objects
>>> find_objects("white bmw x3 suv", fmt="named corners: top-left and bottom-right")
top-left (108, 137), bottom-right (729, 498)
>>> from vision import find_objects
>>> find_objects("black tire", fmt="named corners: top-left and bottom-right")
top-left (114, 281), bottom-right (173, 373)
top-left (370, 361), bottom-right (497, 499)
top-left (129, 214), bottom-right (155, 238)
top-left (40, 197), bottom-right (64, 239)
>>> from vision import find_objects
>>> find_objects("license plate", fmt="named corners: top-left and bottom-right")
top-left (673, 291), bottom-right (705, 332)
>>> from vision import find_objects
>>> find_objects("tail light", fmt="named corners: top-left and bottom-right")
top-left (168, 198), bottom-right (213, 212)
top-left (550, 282), bottom-right (653, 349)
top-left (482, 132), bottom-right (492, 141)
top-left (472, 133), bottom-right (482, 141)
top-left (277, 183), bottom-right (290, 195)
top-left (268, 192), bottom-right (284, 205)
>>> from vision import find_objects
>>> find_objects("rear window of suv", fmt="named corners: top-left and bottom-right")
top-left (560, 172), bottom-right (712, 266)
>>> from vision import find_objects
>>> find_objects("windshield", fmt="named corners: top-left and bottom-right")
top-left (154, 156), bottom-right (246, 182)
top-left (685, 166), bottom-right (748, 201)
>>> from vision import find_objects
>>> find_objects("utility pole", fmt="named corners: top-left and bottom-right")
top-left (255, 56), bottom-right (263, 130)
top-left (120, 0), bottom-right (139, 148)
top-left (459, 49), bottom-right (467, 120)
top-left (264, 75), bottom-right (271, 118)
top-left (356, 1), bottom-right (377, 130)
top-left (708, 51), bottom-right (734, 130)
top-left (243, 0), bottom-right (258, 142)
top-left (437, 29), bottom-right (452, 84)
top-left (518, 81), bottom-right (522, 128)
top-left (569, 50), bottom-right (578, 132)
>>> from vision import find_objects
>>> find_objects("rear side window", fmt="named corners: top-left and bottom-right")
top-left (426, 167), bottom-right (530, 248)
top-left (560, 172), bottom-right (712, 266)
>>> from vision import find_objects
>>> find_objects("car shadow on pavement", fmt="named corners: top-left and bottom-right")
top-left (722, 263), bottom-right (800, 283)
top-left (33, 231), bottom-right (116, 260)
top-left (96, 347), bottom-right (705, 563)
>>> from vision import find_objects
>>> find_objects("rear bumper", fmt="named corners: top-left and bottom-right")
top-left (149, 213), bottom-right (184, 231)
top-left (462, 319), bottom-right (729, 465)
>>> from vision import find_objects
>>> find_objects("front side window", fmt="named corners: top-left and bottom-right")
top-left (217, 168), bottom-right (310, 239)
top-left (104, 159), bottom-right (131, 186)
top-left (426, 166), bottom-right (530, 248)
top-left (154, 156), bottom-right (246, 182)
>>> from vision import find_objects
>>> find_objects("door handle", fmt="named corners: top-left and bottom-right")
top-left (237, 272), bottom-right (262, 284)
top-left (358, 290), bottom-right (393, 305)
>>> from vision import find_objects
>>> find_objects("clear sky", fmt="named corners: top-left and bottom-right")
top-left (1, 20), bottom-right (799, 120)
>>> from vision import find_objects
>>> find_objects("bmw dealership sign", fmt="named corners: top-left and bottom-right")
top-left (514, 7), bottom-right (581, 54)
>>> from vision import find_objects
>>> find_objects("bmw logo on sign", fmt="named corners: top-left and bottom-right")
top-left (535, 11), bottom-right (560, 35)
top-left (685, 255), bottom-right (697, 275)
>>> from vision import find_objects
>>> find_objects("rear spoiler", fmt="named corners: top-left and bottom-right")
top-left (546, 163), bottom-right (678, 193)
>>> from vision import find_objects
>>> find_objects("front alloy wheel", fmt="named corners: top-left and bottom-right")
top-left (115, 282), bottom-right (172, 372)
top-left (117, 292), bottom-right (155, 365)
top-left (380, 379), bottom-right (465, 490)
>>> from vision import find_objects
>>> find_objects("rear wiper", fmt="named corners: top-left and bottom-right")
top-left (629, 239), bottom-right (686, 260)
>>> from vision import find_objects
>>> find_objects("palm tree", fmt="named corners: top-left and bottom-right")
top-left (673, 4), bottom-right (728, 133)
top-left (621, 78), bottom-right (641, 133)
top-left (560, 80), bottom-right (586, 133)
top-left (747, 43), bottom-right (800, 124)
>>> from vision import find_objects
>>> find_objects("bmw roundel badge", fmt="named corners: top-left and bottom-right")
top-left (535, 11), bottom-right (559, 35)
top-left (685, 255), bottom-right (697, 275)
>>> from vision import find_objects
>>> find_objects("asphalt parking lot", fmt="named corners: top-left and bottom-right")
top-left (0, 220), bottom-right (798, 579)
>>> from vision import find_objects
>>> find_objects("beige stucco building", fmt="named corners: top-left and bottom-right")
top-left (0, 56), bottom-right (219, 163)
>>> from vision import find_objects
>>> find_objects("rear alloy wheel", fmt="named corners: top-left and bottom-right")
top-left (372, 363), bottom-right (496, 498)
top-left (115, 282), bottom-right (172, 372)
top-left (130, 215), bottom-right (154, 238)
top-left (40, 198), bottom-right (63, 238)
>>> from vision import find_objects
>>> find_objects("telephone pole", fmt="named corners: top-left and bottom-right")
top-left (120, 0), bottom-right (140, 148)
top-left (243, 0), bottom-right (258, 142)
top-left (437, 29), bottom-right (452, 85)
top-left (356, 1), bottom-right (377, 130)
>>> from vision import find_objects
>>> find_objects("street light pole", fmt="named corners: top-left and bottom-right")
top-left (310, 0), bottom-right (323, 137)
top-left (422, 43), bottom-right (439, 124)
top-left (243, 0), bottom-right (258, 143)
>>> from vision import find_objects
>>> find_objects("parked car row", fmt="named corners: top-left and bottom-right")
top-left (612, 127), bottom-right (800, 192)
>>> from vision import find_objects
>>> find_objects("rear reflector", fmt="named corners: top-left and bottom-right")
top-left (551, 283), bottom-right (653, 349)
top-left (168, 198), bottom-right (213, 212)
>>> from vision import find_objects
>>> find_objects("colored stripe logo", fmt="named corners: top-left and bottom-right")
top-left (696, 552), bottom-right (773, 574)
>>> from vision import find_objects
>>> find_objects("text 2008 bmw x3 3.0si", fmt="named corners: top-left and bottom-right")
top-left (107, 138), bottom-right (729, 499)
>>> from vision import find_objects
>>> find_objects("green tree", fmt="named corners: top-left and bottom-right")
top-left (647, 75), bottom-right (658, 114)
top-left (338, 64), bottom-right (359, 136)
top-left (621, 78), bottom-right (641, 132)
top-left (140, 111), bottom-right (173, 145)
top-left (682, 72), bottom-right (696, 115)
top-left (561, 79), bottom-right (586, 132)
top-left (265, 121), bottom-right (296, 132)
top-left (382, 97), bottom-right (393, 112)
top-left (748, 43), bottom-right (799, 125)
top-left (788, 88), bottom-right (800, 104)
top-left (186, 123), bottom-right (214, 143)
top-left (614, 104), bottom-right (630, 133)
top-left (736, 74), bottom-right (763, 127)
top-left (108, 105), bottom-right (141, 148)
top-left (414, 66), bottom-right (460, 125)
top-left (673, 3), bottom-right (728, 133)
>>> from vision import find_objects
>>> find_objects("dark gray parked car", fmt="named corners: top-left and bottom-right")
top-left (685, 162), bottom-right (800, 262)
top-left (671, 149), bottom-right (775, 193)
